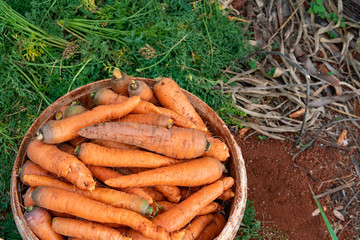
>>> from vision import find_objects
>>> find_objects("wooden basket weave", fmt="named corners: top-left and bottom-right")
top-left (11, 78), bottom-right (247, 240)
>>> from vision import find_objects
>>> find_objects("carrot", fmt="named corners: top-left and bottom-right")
top-left (19, 160), bottom-right (56, 183)
top-left (24, 206), bottom-right (65, 240)
top-left (68, 136), bottom-right (88, 148)
top-left (153, 78), bottom-right (208, 132)
top-left (78, 122), bottom-right (210, 159)
top-left (24, 174), bottom-right (151, 215)
top-left (76, 142), bottom-right (181, 168)
top-left (32, 186), bottom-right (184, 240)
top-left (218, 188), bottom-right (235, 201)
top-left (55, 104), bottom-right (70, 120)
top-left (63, 103), bottom-right (86, 118)
top-left (87, 165), bottom-right (154, 204)
top-left (142, 187), bottom-right (166, 202)
top-left (111, 68), bottom-right (133, 95)
top-left (26, 140), bottom-right (96, 191)
top-left (201, 137), bottom-right (229, 161)
top-left (154, 185), bottom-right (181, 203)
top-left (23, 187), bottom-right (36, 208)
top-left (52, 217), bottom-right (131, 240)
top-left (117, 113), bottom-right (173, 129)
top-left (126, 229), bottom-right (151, 240)
top-left (48, 210), bottom-right (73, 218)
top-left (196, 213), bottom-right (226, 240)
top-left (91, 139), bottom-right (140, 150)
top-left (93, 88), bottom-right (161, 114)
top-left (151, 177), bottom-right (234, 232)
top-left (156, 201), bottom-right (222, 216)
top-left (128, 80), bottom-right (159, 105)
top-left (104, 157), bottom-right (224, 188)
top-left (37, 96), bottom-right (141, 144)
top-left (57, 143), bottom-right (76, 155)
top-left (182, 214), bottom-right (215, 240)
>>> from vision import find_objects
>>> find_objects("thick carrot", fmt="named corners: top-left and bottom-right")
top-left (32, 186), bottom-right (184, 240)
top-left (93, 88), bottom-right (161, 114)
top-left (23, 187), bottom-right (36, 208)
top-left (201, 137), bottom-right (229, 161)
top-left (78, 122), bottom-right (210, 159)
top-left (26, 140), bottom-right (95, 191)
top-left (128, 80), bottom-right (158, 105)
top-left (19, 160), bottom-right (56, 183)
top-left (196, 213), bottom-right (226, 240)
top-left (77, 142), bottom-right (181, 168)
top-left (153, 78), bottom-right (208, 132)
top-left (37, 96), bottom-right (141, 144)
top-left (91, 139), bottom-right (140, 150)
top-left (111, 68), bottom-right (133, 95)
top-left (117, 113), bottom-right (173, 129)
top-left (182, 214), bottom-right (215, 240)
top-left (24, 206), bottom-right (65, 240)
top-left (151, 177), bottom-right (234, 232)
top-left (87, 165), bottom-right (154, 204)
top-left (52, 217), bottom-right (131, 240)
top-left (154, 185), bottom-right (181, 203)
top-left (23, 174), bottom-right (151, 215)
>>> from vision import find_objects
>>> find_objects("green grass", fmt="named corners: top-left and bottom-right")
top-left (0, 0), bottom-right (254, 238)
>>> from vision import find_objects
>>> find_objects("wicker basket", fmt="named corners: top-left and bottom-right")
top-left (11, 78), bottom-right (247, 240)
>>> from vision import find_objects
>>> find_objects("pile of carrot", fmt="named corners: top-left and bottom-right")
top-left (20, 70), bottom-right (234, 240)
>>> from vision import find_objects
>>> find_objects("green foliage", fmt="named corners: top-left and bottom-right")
top-left (258, 135), bottom-right (267, 140)
top-left (235, 201), bottom-right (262, 240)
top-left (308, 0), bottom-right (346, 27)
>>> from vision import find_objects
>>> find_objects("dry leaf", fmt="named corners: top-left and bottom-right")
top-left (238, 128), bottom-right (250, 139)
top-left (289, 108), bottom-right (305, 118)
top-left (312, 208), bottom-right (320, 216)
top-left (333, 209), bottom-right (345, 221)
top-left (337, 130), bottom-right (348, 146)
top-left (272, 67), bottom-right (284, 78)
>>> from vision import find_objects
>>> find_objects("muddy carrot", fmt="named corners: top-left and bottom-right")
top-left (104, 157), bottom-right (224, 188)
top-left (196, 213), bottom-right (226, 240)
top-left (37, 96), bottom-right (141, 144)
top-left (117, 113), bottom-right (173, 129)
top-left (154, 185), bottom-right (181, 203)
top-left (23, 174), bottom-right (151, 215)
top-left (23, 187), bottom-right (36, 208)
top-left (201, 137), bottom-right (229, 161)
top-left (93, 88), bottom-right (161, 114)
top-left (26, 140), bottom-right (95, 191)
top-left (52, 217), bottom-right (131, 240)
top-left (153, 78), bottom-right (208, 132)
top-left (91, 139), bottom-right (140, 150)
top-left (182, 214), bottom-right (215, 240)
top-left (76, 142), bottom-right (181, 168)
top-left (24, 206), bottom-right (65, 240)
top-left (151, 177), bottom-right (234, 232)
top-left (78, 122), bottom-right (210, 159)
top-left (88, 165), bottom-right (154, 204)
top-left (128, 80), bottom-right (159, 105)
top-left (111, 68), bottom-right (133, 95)
top-left (32, 186), bottom-right (184, 240)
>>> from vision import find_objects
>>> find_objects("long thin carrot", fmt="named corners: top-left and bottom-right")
top-left (111, 68), bottom-right (133, 95)
top-left (23, 174), bottom-right (151, 215)
top-left (93, 88), bottom-right (161, 114)
top-left (151, 177), bottom-right (234, 232)
top-left (52, 217), bottom-right (131, 240)
top-left (195, 213), bottom-right (226, 240)
top-left (24, 206), bottom-right (65, 240)
top-left (154, 185), bottom-right (181, 203)
top-left (19, 160), bottom-right (57, 183)
top-left (32, 186), bottom-right (184, 240)
top-left (201, 137), bottom-right (229, 161)
top-left (117, 113), bottom-right (173, 129)
top-left (90, 139), bottom-right (140, 150)
top-left (156, 202), bottom-right (222, 216)
top-left (182, 214), bottom-right (215, 240)
top-left (104, 157), bottom-right (224, 188)
top-left (218, 188), bottom-right (235, 201)
top-left (78, 122), bottom-right (210, 159)
top-left (153, 78), bottom-right (208, 132)
top-left (37, 95), bottom-right (141, 144)
top-left (26, 140), bottom-right (95, 191)
top-left (128, 80), bottom-right (159, 105)
top-left (87, 165), bottom-right (154, 204)
top-left (76, 142), bottom-right (181, 168)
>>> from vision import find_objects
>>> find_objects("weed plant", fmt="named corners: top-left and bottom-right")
top-left (0, 0), bottom-right (253, 238)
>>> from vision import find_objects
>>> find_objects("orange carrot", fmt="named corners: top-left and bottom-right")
top-left (128, 80), bottom-right (159, 105)
top-left (151, 177), bottom-right (234, 232)
top-left (78, 122), bottom-right (210, 159)
top-left (111, 69), bottom-right (133, 95)
top-left (218, 188), bottom-right (235, 201)
top-left (156, 107), bottom-right (205, 131)
top-left (52, 217), bottom-right (131, 240)
top-left (126, 229), bottom-right (151, 240)
top-left (156, 202), bottom-right (222, 216)
top-left (182, 214), bottom-right (215, 240)
top-left (155, 185), bottom-right (181, 203)
top-left (117, 113), bottom-right (173, 129)
top-left (23, 174), bottom-right (151, 215)
top-left (48, 210), bottom-right (73, 218)
top-left (19, 160), bottom-right (56, 183)
top-left (104, 157), bottom-right (224, 188)
top-left (24, 206), bottom-right (65, 240)
top-left (32, 186), bottom-right (184, 240)
top-left (93, 88), bottom-right (161, 114)
top-left (76, 142), bottom-right (181, 168)
top-left (37, 96), bottom-right (141, 144)
top-left (87, 165), bottom-right (154, 204)
top-left (142, 187), bottom-right (166, 202)
top-left (26, 140), bottom-right (95, 191)
top-left (153, 78), bottom-right (208, 132)
top-left (23, 187), bottom-right (36, 208)
top-left (201, 137), bottom-right (229, 161)
top-left (196, 213), bottom-right (226, 240)
top-left (91, 139), bottom-right (140, 150)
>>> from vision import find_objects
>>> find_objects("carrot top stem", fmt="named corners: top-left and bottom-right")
top-left (129, 80), bottom-right (138, 90)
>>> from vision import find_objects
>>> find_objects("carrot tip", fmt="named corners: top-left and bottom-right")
top-left (36, 131), bottom-right (44, 141)
top-left (129, 80), bottom-right (137, 90)
top-left (55, 111), bottom-right (63, 120)
top-left (112, 68), bottom-right (122, 80)
top-left (26, 205), bottom-right (34, 212)
top-left (74, 145), bottom-right (80, 155)
top-left (90, 91), bottom-right (96, 99)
